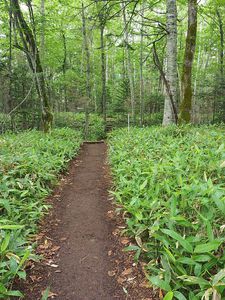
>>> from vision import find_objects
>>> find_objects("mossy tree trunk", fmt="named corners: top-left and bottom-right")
top-left (12, 0), bottom-right (53, 132)
top-left (179, 0), bottom-right (198, 124)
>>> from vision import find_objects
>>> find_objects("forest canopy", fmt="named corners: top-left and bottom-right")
top-left (0, 0), bottom-right (224, 132)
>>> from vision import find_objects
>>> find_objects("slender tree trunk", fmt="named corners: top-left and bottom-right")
top-left (179, 0), bottom-right (198, 123)
top-left (12, 0), bottom-right (52, 132)
top-left (100, 23), bottom-right (107, 122)
top-left (82, 2), bottom-right (91, 139)
top-left (139, 6), bottom-right (144, 126)
top-left (163, 0), bottom-right (178, 125)
top-left (122, 3), bottom-right (135, 124)
top-left (62, 31), bottom-right (68, 111)
top-left (40, 0), bottom-right (45, 59)
top-left (216, 9), bottom-right (224, 78)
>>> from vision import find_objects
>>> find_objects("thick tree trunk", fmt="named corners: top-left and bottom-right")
top-left (163, 0), bottom-right (178, 125)
top-left (179, 0), bottom-right (198, 124)
top-left (12, 0), bottom-right (53, 132)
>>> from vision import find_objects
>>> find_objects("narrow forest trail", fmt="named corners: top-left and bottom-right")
top-left (14, 143), bottom-right (154, 300)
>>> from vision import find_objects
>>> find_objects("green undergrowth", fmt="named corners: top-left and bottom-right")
top-left (0, 128), bottom-right (82, 298)
top-left (108, 126), bottom-right (225, 299)
top-left (54, 112), bottom-right (105, 140)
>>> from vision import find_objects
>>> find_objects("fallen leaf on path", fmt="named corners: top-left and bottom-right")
top-left (126, 276), bottom-right (136, 282)
top-left (120, 237), bottom-right (130, 245)
top-left (108, 270), bottom-right (116, 277)
top-left (51, 246), bottom-right (60, 252)
top-left (49, 264), bottom-right (58, 268)
top-left (117, 277), bottom-right (126, 284)
top-left (139, 280), bottom-right (151, 288)
top-left (121, 268), bottom-right (132, 276)
top-left (159, 289), bottom-right (163, 299)
top-left (41, 289), bottom-right (58, 299)
top-left (30, 275), bottom-right (42, 282)
top-left (107, 210), bottom-right (114, 219)
top-left (112, 229), bottom-right (120, 236)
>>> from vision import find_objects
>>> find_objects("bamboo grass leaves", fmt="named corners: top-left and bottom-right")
top-left (109, 126), bottom-right (225, 299)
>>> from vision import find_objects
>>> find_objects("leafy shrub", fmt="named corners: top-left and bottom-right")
top-left (109, 126), bottom-right (225, 299)
top-left (0, 128), bottom-right (82, 297)
top-left (54, 112), bottom-right (105, 140)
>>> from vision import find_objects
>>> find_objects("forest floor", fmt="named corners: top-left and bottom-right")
top-left (13, 142), bottom-right (156, 300)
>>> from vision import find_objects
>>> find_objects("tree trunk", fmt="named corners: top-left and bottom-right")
top-left (62, 31), bottom-right (68, 111)
top-left (122, 4), bottom-right (135, 123)
top-left (216, 9), bottom-right (224, 78)
top-left (40, 0), bottom-right (45, 59)
top-left (100, 24), bottom-right (107, 122)
top-left (12, 0), bottom-right (53, 132)
top-left (163, 0), bottom-right (178, 125)
top-left (179, 0), bottom-right (198, 124)
top-left (81, 2), bottom-right (91, 139)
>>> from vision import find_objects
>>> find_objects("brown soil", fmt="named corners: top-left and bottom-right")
top-left (14, 143), bottom-right (156, 300)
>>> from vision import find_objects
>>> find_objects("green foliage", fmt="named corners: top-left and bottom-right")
top-left (109, 126), bottom-right (225, 299)
top-left (0, 128), bottom-right (82, 297)
top-left (54, 112), bottom-right (105, 140)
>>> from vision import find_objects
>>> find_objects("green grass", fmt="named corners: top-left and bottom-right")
top-left (108, 125), bottom-right (225, 299)
top-left (0, 128), bottom-right (82, 298)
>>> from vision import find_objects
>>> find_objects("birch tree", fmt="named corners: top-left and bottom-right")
top-left (163, 0), bottom-right (178, 125)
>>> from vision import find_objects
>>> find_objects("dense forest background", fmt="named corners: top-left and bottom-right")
top-left (0, 0), bottom-right (224, 132)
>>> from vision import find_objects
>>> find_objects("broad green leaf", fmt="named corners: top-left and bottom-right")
top-left (174, 291), bottom-right (187, 300)
top-left (194, 241), bottom-right (221, 254)
top-left (1, 232), bottom-right (10, 252)
top-left (164, 291), bottom-right (173, 300)
top-left (177, 257), bottom-right (196, 265)
top-left (161, 229), bottom-right (193, 253)
top-left (178, 275), bottom-right (210, 287)
top-left (148, 275), bottom-right (171, 291)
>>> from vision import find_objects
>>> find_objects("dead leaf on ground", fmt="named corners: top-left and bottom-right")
top-left (139, 280), bottom-right (151, 289)
top-left (120, 237), bottom-right (130, 245)
top-left (121, 268), bottom-right (133, 277)
top-left (108, 270), bottom-right (116, 277)
top-left (117, 277), bottom-right (126, 284)
top-left (51, 246), bottom-right (60, 252)
top-left (112, 229), bottom-right (120, 236)
top-left (108, 250), bottom-right (112, 256)
top-left (42, 290), bottom-right (58, 299)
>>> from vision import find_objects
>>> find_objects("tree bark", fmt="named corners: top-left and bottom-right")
top-left (81, 1), bottom-right (91, 139)
top-left (122, 3), bottom-right (135, 123)
top-left (139, 2), bottom-right (144, 126)
top-left (100, 23), bottom-right (107, 122)
top-left (62, 31), bottom-right (68, 111)
top-left (216, 9), bottom-right (224, 77)
top-left (179, 0), bottom-right (198, 124)
top-left (12, 0), bottom-right (53, 132)
top-left (163, 0), bottom-right (178, 125)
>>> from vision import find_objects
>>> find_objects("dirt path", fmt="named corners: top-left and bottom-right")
top-left (14, 143), bottom-right (154, 300)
